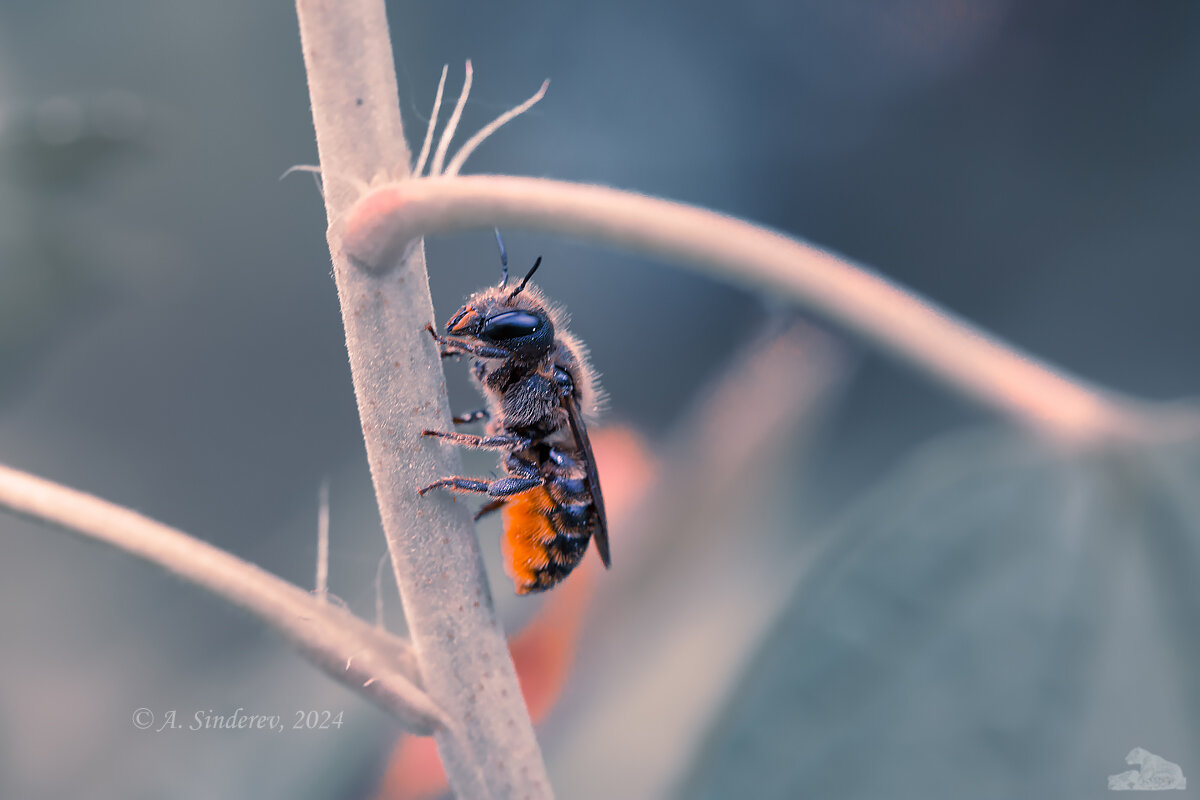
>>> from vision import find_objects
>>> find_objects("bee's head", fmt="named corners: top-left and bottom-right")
top-left (444, 257), bottom-right (555, 362)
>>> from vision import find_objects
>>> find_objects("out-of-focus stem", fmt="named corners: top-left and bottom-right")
top-left (0, 462), bottom-right (442, 733)
top-left (294, 2), bottom-right (551, 798)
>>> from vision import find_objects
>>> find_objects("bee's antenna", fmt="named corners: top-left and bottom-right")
top-left (495, 228), bottom-right (509, 287)
top-left (508, 256), bottom-right (542, 299)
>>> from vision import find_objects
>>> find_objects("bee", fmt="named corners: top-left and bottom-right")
top-left (419, 248), bottom-right (609, 594)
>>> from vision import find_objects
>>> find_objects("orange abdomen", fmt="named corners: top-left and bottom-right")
top-left (502, 487), bottom-right (589, 594)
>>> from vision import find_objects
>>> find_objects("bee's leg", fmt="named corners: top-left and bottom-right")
top-left (452, 409), bottom-right (490, 425)
top-left (418, 475), bottom-right (541, 497)
top-left (422, 429), bottom-right (529, 451)
top-left (505, 453), bottom-right (540, 477)
top-left (426, 324), bottom-right (466, 358)
top-left (475, 498), bottom-right (507, 520)
top-left (458, 456), bottom-right (539, 512)
top-left (449, 341), bottom-right (510, 359)
top-left (547, 446), bottom-right (579, 469)
top-left (418, 477), bottom-right (489, 496)
top-left (488, 477), bottom-right (543, 495)
top-left (424, 324), bottom-right (510, 359)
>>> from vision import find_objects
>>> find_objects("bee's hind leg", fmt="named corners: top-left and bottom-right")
top-left (418, 475), bottom-right (541, 497)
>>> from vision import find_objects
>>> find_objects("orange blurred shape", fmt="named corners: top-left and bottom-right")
top-left (375, 427), bottom-right (653, 800)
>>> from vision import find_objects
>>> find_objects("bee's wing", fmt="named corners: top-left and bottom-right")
top-left (564, 394), bottom-right (610, 568)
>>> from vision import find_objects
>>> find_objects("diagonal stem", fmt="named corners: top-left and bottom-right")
top-left (0, 462), bottom-right (443, 733)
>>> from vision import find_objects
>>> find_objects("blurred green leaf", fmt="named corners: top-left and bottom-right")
top-left (0, 93), bottom-right (147, 188)
top-left (0, 93), bottom-right (147, 401)
top-left (681, 427), bottom-right (1200, 799)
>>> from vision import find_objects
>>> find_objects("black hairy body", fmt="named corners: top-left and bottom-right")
top-left (419, 264), bottom-right (609, 594)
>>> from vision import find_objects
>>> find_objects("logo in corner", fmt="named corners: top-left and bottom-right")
top-left (1109, 747), bottom-right (1187, 791)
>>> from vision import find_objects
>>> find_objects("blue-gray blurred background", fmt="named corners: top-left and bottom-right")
top-left (1, 1), bottom-right (1198, 798)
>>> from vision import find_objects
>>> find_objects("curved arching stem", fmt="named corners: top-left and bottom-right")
top-left (345, 175), bottom-right (1145, 446)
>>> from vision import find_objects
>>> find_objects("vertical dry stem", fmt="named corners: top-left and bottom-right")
top-left (294, 2), bottom-right (551, 796)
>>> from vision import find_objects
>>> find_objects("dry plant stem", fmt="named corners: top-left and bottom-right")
top-left (295, 2), bottom-right (551, 798)
top-left (316, 478), bottom-right (330, 600)
top-left (0, 462), bottom-right (442, 732)
top-left (345, 176), bottom-right (1143, 446)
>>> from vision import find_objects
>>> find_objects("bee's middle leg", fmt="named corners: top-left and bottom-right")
top-left (422, 429), bottom-right (528, 450)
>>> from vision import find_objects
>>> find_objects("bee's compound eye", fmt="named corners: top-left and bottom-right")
top-left (481, 310), bottom-right (543, 341)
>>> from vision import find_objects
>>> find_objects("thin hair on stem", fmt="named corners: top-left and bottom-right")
top-left (374, 550), bottom-right (390, 629)
top-left (429, 60), bottom-right (473, 178)
top-left (443, 79), bottom-right (549, 177)
top-left (315, 477), bottom-right (330, 600)
top-left (413, 64), bottom-right (448, 178)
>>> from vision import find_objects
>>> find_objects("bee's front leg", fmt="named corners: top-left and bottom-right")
top-left (425, 323), bottom-right (468, 359)
top-left (452, 409), bottom-right (490, 425)
top-left (424, 324), bottom-right (510, 359)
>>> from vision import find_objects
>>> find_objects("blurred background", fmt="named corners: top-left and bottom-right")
top-left (1, 1), bottom-right (1198, 798)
